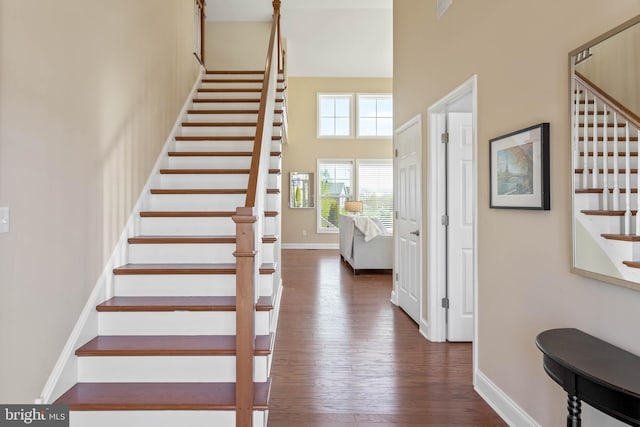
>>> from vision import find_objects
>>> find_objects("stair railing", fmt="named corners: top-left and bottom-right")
top-left (233, 1), bottom-right (283, 426)
top-left (574, 71), bottom-right (640, 235)
top-left (193, 0), bottom-right (206, 66)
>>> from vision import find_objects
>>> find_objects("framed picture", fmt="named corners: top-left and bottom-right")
top-left (489, 122), bottom-right (550, 210)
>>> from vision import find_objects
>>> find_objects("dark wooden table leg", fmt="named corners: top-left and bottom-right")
top-left (567, 394), bottom-right (581, 427)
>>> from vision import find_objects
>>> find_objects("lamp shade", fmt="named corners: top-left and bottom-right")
top-left (345, 200), bottom-right (363, 214)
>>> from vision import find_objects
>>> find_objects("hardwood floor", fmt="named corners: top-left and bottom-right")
top-left (268, 250), bottom-right (506, 427)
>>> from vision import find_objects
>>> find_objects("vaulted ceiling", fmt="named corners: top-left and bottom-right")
top-left (205, 0), bottom-right (393, 78)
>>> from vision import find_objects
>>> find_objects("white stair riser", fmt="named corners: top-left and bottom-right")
top-left (166, 156), bottom-right (280, 170)
top-left (77, 355), bottom-right (269, 383)
top-left (179, 126), bottom-right (282, 137)
top-left (575, 174), bottom-right (640, 189)
top-left (172, 140), bottom-right (282, 153)
top-left (114, 274), bottom-right (274, 297)
top-left (158, 174), bottom-right (279, 189)
top-left (128, 243), bottom-right (236, 264)
top-left (144, 193), bottom-right (279, 211)
top-left (127, 242), bottom-right (275, 264)
top-left (185, 113), bottom-right (283, 123)
top-left (98, 311), bottom-right (271, 336)
top-left (195, 91), bottom-right (267, 100)
top-left (145, 194), bottom-right (246, 211)
top-left (201, 82), bottom-right (262, 90)
top-left (575, 192), bottom-right (640, 211)
top-left (138, 216), bottom-right (277, 236)
top-left (578, 157), bottom-right (639, 169)
top-left (70, 410), bottom-right (267, 427)
top-left (578, 213), bottom-right (634, 235)
top-left (191, 101), bottom-right (283, 110)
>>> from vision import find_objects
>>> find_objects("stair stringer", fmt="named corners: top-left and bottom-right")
top-left (38, 69), bottom-right (205, 405)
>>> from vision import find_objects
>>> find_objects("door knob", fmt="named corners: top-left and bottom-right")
top-left (410, 230), bottom-right (420, 236)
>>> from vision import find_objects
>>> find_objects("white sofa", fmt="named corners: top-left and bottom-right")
top-left (338, 214), bottom-right (393, 274)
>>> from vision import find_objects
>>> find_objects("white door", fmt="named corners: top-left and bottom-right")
top-left (395, 116), bottom-right (422, 324)
top-left (446, 111), bottom-right (474, 341)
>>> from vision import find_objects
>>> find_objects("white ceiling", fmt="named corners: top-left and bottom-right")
top-left (206, 0), bottom-right (393, 78)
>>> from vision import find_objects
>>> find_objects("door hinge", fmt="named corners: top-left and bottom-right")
top-left (441, 297), bottom-right (450, 309)
top-left (395, 211), bottom-right (398, 219)
top-left (441, 214), bottom-right (449, 227)
top-left (441, 132), bottom-right (449, 144)
top-left (395, 148), bottom-right (399, 157)
top-left (395, 272), bottom-right (399, 281)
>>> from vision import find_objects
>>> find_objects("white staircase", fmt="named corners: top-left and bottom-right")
top-left (49, 71), bottom-right (285, 427)
top-left (573, 70), bottom-right (640, 282)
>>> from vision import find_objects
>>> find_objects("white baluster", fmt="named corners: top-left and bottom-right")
top-left (613, 112), bottom-right (620, 210)
top-left (592, 97), bottom-right (599, 189)
top-left (602, 105), bottom-right (609, 210)
top-left (582, 90), bottom-right (590, 188)
top-left (636, 128), bottom-right (640, 236)
top-left (573, 82), bottom-right (580, 180)
top-left (624, 121), bottom-right (631, 235)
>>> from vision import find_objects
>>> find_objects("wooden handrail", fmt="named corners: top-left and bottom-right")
top-left (245, 1), bottom-right (281, 207)
top-left (193, 0), bottom-right (206, 66)
top-left (575, 70), bottom-right (640, 130)
top-left (236, 3), bottom-right (283, 426)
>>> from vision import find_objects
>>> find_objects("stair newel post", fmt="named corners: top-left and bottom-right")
top-left (613, 112), bottom-right (621, 210)
top-left (233, 207), bottom-right (257, 427)
top-left (625, 122), bottom-right (632, 234)
top-left (592, 97), bottom-right (599, 189)
top-left (602, 105), bottom-right (609, 210)
top-left (636, 128), bottom-right (640, 236)
top-left (582, 90), bottom-right (590, 188)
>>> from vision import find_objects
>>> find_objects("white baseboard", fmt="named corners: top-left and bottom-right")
top-left (38, 69), bottom-right (204, 404)
top-left (282, 243), bottom-right (339, 250)
top-left (474, 370), bottom-right (540, 427)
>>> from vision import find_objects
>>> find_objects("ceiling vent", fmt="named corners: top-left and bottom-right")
top-left (437, 0), bottom-right (452, 18)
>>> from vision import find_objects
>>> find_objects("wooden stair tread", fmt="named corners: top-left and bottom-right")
top-left (128, 236), bottom-right (236, 244)
top-left (623, 260), bottom-right (640, 268)
top-left (186, 110), bottom-right (283, 115)
top-left (113, 263), bottom-right (277, 275)
top-left (206, 70), bottom-right (265, 74)
top-left (192, 98), bottom-right (284, 103)
top-left (159, 168), bottom-right (281, 174)
top-left (575, 168), bottom-right (638, 174)
top-left (575, 188), bottom-right (638, 194)
top-left (579, 137), bottom-right (639, 142)
top-left (128, 235), bottom-right (277, 244)
top-left (139, 211), bottom-right (234, 218)
top-left (96, 296), bottom-right (273, 312)
top-left (578, 123), bottom-right (627, 128)
top-left (175, 135), bottom-right (282, 141)
top-left (601, 234), bottom-right (640, 242)
top-left (581, 210), bottom-right (638, 216)
top-left (197, 88), bottom-right (284, 93)
top-left (579, 151), bottom-right (638, 156)
top-left (201, 79), bottom-right (285, 84)
top-left (54, 380), bottom-right (270, 411)
top-left (181, 122), bottom-right (282, 127)
top-left (76, 334), bottom-right (273, 356)
top-left (167, 151), bottom-right (281, 157)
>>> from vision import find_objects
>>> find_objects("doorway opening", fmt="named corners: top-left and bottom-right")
top-left (426, 76), bottom-right (478, 360)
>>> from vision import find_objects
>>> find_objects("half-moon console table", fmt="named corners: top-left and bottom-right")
top-left (536, 328), bottom-right (640, 426)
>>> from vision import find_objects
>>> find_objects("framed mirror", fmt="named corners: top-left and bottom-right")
top-left (289, 172), bottom-right (315, 208)
top-left (571, 15), bottom-right (640, 290)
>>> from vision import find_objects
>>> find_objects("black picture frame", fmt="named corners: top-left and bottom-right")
top-left (489, 122), bottom-right (550, 210)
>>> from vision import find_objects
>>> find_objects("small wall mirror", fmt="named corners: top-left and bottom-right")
top-left (289, 172), bottom-right (315, 208)
top-left (571, 15), bottom-right (640, 290)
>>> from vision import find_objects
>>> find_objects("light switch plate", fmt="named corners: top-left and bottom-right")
top-left (0, 207), bottom-right (9, 233)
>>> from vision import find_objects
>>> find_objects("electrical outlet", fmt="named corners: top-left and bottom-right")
top-left (0, 207), bottom-right (9, 233)
top-left (302, 229), bottom-right (307, 236)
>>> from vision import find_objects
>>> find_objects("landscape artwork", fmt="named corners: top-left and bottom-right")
top-left (496, 142), bottom-right (533, 196)
top-left (489, 122), bottom-right (549, 210)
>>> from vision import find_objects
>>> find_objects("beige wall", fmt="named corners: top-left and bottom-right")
top-left (282, 77), bottom-right (393, 245)
top-left (0, 0), bottom-right (199, 402)
top-left (205, 21), bottom-right (270, 70)
top-left (394, 1), bottom-right (640, 425)
top-left (577, 22), bottom-right (640, 117)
